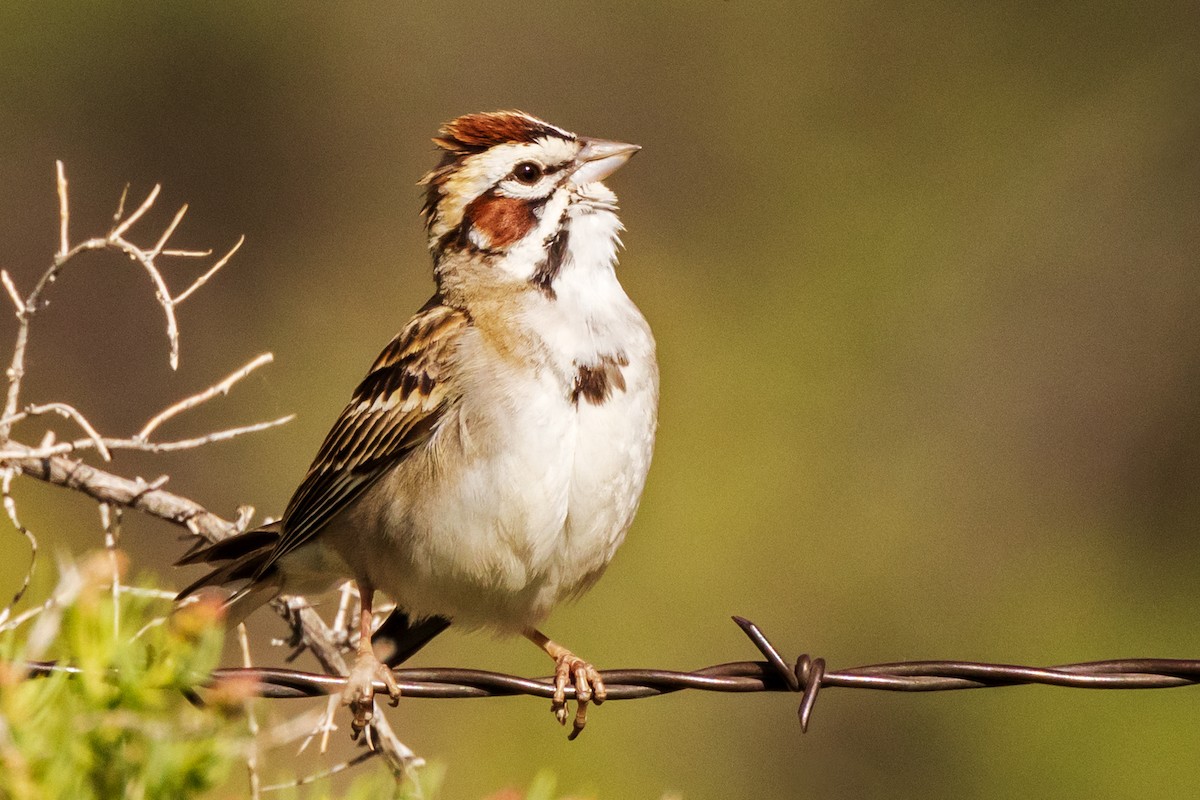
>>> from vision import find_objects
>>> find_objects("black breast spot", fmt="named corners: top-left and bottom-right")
top-left (570, 353), bottom-right (629, 406)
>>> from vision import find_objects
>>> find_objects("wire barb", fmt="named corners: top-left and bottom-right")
top-left (15, 615), bottom-right (1200, 740)
top-left (732, 615), bottom-right (823, 730)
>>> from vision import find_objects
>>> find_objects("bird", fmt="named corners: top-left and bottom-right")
top-left (177, 110), bottom-right (658, 740)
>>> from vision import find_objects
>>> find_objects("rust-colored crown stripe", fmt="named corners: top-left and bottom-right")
top-left (433, 111), bottom-right (574, 155)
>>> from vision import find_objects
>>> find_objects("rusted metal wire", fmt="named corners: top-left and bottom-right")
top-left (20, 615), bottom-right (1200, 733)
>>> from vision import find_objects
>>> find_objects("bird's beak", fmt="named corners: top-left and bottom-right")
top-left (570, 138), bottom-right (641, 185)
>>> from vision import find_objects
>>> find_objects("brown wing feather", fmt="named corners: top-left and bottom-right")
top-left (257, 298), bottom-right (467, 573)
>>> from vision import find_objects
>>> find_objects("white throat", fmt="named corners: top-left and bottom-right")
top-left (560, 198), bottom-right (624, 280)
top-left (527, 197), bottom-right (646, 374)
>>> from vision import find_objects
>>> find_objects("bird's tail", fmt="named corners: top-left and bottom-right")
top-left (175, 522), bottom-right (284, 626)
top-left (178, 521), bottom-right (453, 664)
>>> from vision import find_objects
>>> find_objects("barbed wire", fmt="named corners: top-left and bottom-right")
top-left (20, 616), bottom-right (1200, 733)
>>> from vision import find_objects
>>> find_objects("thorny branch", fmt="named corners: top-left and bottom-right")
top-left (0, 164), bottom-right (418, 785)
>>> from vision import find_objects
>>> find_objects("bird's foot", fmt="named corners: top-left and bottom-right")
top-left (341, 650), bottom-right (400, 742)
top-left (551, 650), bottom-right (607, 741)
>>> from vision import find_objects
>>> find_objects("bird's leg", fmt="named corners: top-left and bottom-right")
top-left (523, 628), bottom-right (606, 740)
top-left (342, 581), bottom-right (400, 741)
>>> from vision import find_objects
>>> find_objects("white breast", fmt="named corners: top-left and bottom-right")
top-left (534, 259), bottom-right (659, 607)
top-left (349, 210), bottom-right (658, 633)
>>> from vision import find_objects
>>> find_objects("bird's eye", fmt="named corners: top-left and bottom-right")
top-left (513, 161), bottom-right (544, 184)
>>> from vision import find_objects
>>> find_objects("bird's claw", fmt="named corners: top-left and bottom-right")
top-left (551, 652), bottom-right (606, 740)
top-left (342, 653), bottom-right (401, 742)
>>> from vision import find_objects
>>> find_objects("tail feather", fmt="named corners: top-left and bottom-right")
top-left (220, 578), bottom-right (284, 627)
top-left (176, 524), bottom-right (280, 566)
top-left (177, 523), bottom-right (451, 660)
top-left (374, 610), bottom-right (451, 667)
top-left (176, 523), bottom-right (283, 624)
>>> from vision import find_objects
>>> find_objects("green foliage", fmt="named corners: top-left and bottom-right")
top-left (0, 555), bottom-right (469, 800)
top-left (0, 554), bottom-right (242, 800)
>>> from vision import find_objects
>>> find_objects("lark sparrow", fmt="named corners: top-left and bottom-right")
top-left (179, 111), bottom-right (658, 739)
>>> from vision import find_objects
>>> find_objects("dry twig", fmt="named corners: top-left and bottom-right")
top-left (0, 165), bottom-right (419, 784)
top-left (139, 353), bottom-right (277, 441)
top-left (239, 623), bottom-right (263, 800)
top-left (0, 469), bottom-right (37, 626)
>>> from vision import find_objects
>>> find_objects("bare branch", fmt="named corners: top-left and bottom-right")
top-left (149, 203), bottom-right (188, 259)
top-left (111, 237), bottom-right (182, 370)
top-left (5, 452), bottom-right (236, 542)
top-left (0, 414), bottom-right (295, 458)
top-left (297, 695), bottom-right (342, 757)
top-left (131, 594), bottom-right (197, 641)
top-left (19, 402), bottom-right (112, 461)
top-left (123, 586), bottom-right (194, 601)
top-left (160, 248), bottom-right (213, 258)
top-left (172, 235), bottom-right (243, 305)
top-left (0, 164), bottom-right (423, 778)
top-left (22, 557), bottom-right (83, 663)
top-left (110, 184), bottom-right (161, 240)
top-left (239, 622), bottom-right (263, 800)
top-left (99, 503), bottom-right (123, 633)
top-left (260, 752), bottom-right (377, 794)
top-left (0, 469), bottom-right (37, 627)
top-left (112, 183), bottom-right (129, 224)
top-left (262, 707), bottom-right (335, 750)
top-left (124, 415), bottom-right (295, 452)
top-left (0, 171), bottom-right (250, 436)
top-left (2, 449), bottom-right (423, 772)
top-left (299, 583), bottom-right (357, 755)
top-left (0, 272), bottom-right (23, 314)
top-left (139, 352), bottom-right (275, 440)
top-left (0, 597), bottom-right (53, 635)
top-left (55, 160), bottom-right (69, 258)
top-left (276, 597), bottom-right (422, 774)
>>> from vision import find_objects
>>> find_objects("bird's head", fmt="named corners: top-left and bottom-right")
top-left (419, 111), bottom-right (639, 298)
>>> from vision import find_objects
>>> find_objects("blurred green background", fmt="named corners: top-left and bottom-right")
top-left (3, 2), bottom-right (1200, 797)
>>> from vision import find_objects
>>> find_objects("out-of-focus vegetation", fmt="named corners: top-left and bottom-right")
top-left (0, 555), bottom-right (238, 799)
top-left (0, 556), bottom-right (451, 800)
top-left (1, 2), bottom-right (1199, 798)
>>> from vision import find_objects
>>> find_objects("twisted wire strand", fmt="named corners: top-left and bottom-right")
top-left (18, 616), bottom-right (1200, 732)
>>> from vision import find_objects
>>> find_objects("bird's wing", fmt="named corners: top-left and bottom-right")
top-left (258, 298), bottom-right (468, 573)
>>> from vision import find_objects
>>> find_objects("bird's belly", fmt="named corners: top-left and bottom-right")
top-left (348, 367), bottom-right (655, 632)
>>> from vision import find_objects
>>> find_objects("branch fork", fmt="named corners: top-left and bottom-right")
top-left (0, 164), bottom-right (424, 783)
